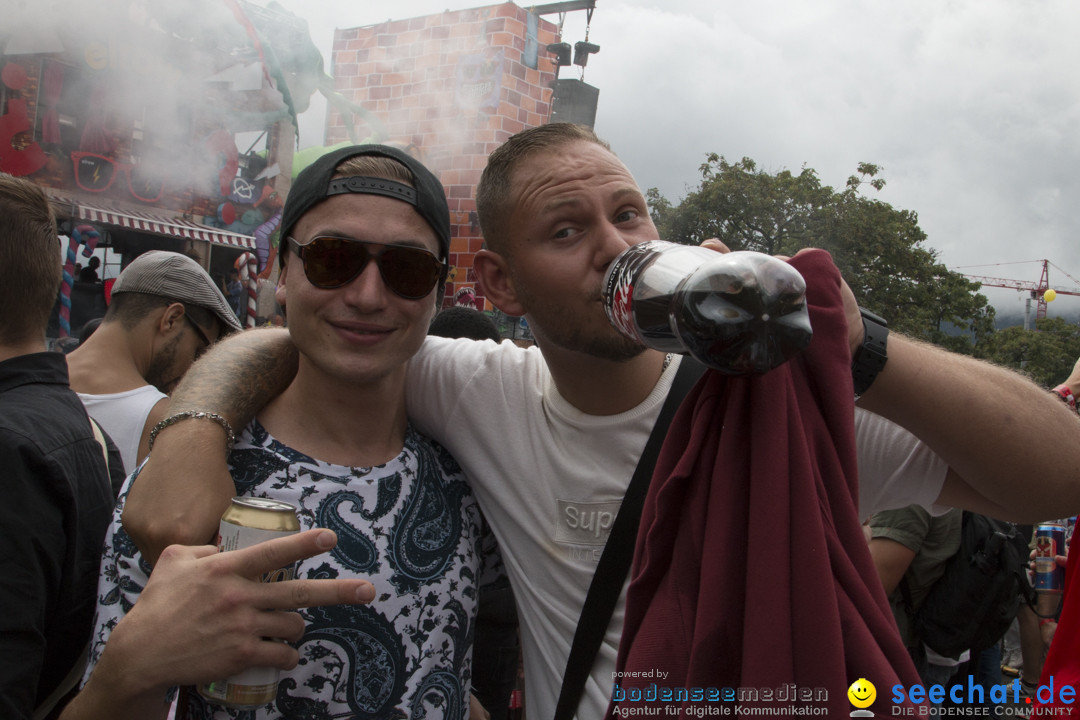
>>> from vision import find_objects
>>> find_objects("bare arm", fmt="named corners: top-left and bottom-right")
top-left (867, 536), bottom-right (917, 595)
top-left (811, 245), bottom-right (1080, 521)
top-left (858, 335), bottom-right (1080, 522)
top-left (136, 397), bottom-right (169, 472)
top-left (165, 327), bottom-right (297, 422)
top-left (59, 529), bottom-right (374, 720)
top-left (1062, 356), bottom-right (1080, 394)
top-left (123, 328), bottom-right (297, 565)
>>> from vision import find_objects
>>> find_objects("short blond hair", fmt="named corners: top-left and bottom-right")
top-left (476, 124), bottom-right (612, 254)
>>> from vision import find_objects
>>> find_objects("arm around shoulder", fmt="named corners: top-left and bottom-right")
top-left (123, 328), bottom-right (298, 565)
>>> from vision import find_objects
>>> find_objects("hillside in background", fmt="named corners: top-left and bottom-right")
top-left (972, 283), bottom-right (1080, 330)
top-left (993, 306), bottom-right (1080, 330)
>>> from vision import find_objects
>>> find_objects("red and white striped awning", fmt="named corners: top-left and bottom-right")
top-left (71, 202), bottom-right (256, 251)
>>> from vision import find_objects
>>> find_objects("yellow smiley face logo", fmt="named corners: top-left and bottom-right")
top-left (847, 678), bottom-right (876, 709)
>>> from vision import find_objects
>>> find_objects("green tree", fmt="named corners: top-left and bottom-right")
top-left (647, 156), bottom-right (996, 349)
top-left (974, 317), bottom-right (1080, 388)
top-left (649, 156), bottom-right (833, 256)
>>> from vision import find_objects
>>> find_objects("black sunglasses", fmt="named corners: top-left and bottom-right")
top-left (289, 236), bottom-right (447, 300)
top-left (182, 313), bottom-right (211, 354)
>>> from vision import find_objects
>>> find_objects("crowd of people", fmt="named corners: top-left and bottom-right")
top-left (3, 121), bottom-right (1080, 720)
top-left (0, 174), bottom-right (378, 720)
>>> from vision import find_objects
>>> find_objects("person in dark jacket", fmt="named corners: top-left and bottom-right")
top-left (0, 172), bottom-right (116, 720)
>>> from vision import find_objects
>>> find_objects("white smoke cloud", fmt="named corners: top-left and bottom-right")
top-left (10, 0), bottom-right (1080, 316)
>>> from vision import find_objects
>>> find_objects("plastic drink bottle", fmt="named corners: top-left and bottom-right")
top-left (602, 241), bottom-right (812, 374)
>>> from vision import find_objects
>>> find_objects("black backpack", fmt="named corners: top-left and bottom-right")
top-left (902, 511), bottom-right (1035, 660)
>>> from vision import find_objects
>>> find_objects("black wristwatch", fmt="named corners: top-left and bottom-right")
top-left (852, 308), bottom-right (889, 398)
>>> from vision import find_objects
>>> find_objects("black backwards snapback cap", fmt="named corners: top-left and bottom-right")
top-left (279, 144), bottom-right (451, 267)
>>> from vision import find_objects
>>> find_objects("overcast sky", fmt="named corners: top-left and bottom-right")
top-left (271, 1), bottom-right (1080, 317)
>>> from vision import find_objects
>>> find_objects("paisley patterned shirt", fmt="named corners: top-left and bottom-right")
top-left (86, 420), bottom-right (484, 720)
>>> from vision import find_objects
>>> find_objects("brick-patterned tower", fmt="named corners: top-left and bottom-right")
top-left (327, 2), bottom-right (560, 310)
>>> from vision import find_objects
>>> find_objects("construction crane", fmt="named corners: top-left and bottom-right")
top-left (957, 259), bottom-right (1080, 330)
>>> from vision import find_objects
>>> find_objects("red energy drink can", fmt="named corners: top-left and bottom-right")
top-left (197, 497), bottom-right (301, 708)
top-left (508, 689), bottom-right (524, 720)
top-left (1034, 523), bottom-right (1067, 595)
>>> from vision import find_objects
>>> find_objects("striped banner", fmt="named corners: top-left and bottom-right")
top-left (75, 203), bottom-right (256, 250)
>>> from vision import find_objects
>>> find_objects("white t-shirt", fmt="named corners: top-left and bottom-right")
top-left (406, 337), bottom-right (949, 720)
top-left (78, 385), bottom-right (165, 475)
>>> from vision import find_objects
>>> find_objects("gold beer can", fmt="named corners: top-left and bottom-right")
top-left (197, 497), bottom-right (301, 708)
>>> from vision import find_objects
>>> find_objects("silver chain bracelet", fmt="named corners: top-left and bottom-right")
top-left (148, 411), bottom-right (236, 454)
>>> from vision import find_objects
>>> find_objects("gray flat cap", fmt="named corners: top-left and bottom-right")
top-left (111, 250), bottom-right (243, 334)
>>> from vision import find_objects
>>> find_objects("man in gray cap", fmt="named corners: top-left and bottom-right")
top-left (66, 249), bottom-right (241, 477)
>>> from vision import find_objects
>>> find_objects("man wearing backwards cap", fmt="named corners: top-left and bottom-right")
top-left (86, 145), bottom-right (489, 719)
top-left (66, 250), bottom-right (241, 477)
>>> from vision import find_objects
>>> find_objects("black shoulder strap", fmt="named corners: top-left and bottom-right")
top-left (553, 357), bottom-right (706, 720)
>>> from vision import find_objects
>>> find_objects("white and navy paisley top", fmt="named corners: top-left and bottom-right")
top-left (85, 420), bottom-right (485, 720)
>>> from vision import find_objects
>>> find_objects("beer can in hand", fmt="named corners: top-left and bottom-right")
top-left (197, 497), bottom-right (301, 708)
top-left (1034, 523), bottom-right (1067, 595)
